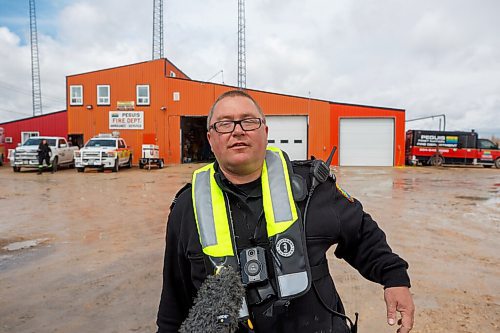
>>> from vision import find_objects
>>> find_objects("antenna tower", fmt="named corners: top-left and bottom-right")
top-left (29, 0), bottom-right (42, 116)
top-left (152, 0), bottom-right (164, 59)
top-left (237, 0), bottom-right (246, 89)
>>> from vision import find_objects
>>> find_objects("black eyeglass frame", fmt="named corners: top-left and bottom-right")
top-left (209, 117), bottom-right (264, 134)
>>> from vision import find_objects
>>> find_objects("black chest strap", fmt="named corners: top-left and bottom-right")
top-left (247, 262), bottom-right (330, 307)
top-left (310, 262), bottom-right (330, 281)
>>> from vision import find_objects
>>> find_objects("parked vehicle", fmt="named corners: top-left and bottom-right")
top-left (406, 129), bottom-right (500, 168)
top-left (0, 127), bottom-right (5, 166)
top-left (10, 136), bottom-right (78, 172)
top-left (139, 144), bottom-right (164, 169)
top-left (74, 134), bottom-right (133, 172)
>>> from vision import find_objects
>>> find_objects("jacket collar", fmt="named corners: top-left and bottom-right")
top-left (213, 161), bottom-right (262, 198)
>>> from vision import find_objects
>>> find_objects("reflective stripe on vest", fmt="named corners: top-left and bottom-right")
top-left (192, 164), bottom-right (233, 257)
top-left (262, 146), bottom-right (298, 237)
top-left (192, 147), bottom-right (297, 257)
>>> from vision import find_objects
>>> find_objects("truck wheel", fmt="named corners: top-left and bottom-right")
top-left (495, 158), bottom-right (500, 169)
top-left (158, 159), bottom-right (164, 169)
top-left (126, 155), bottom-right (132, 168)
top-left (0, 154), bottom-right (3, 166)
top-left (13, 166), bottom-right (20, 172)
top-left (112, 158), bottom-right (119, 172)
top-left (429, 155), bottom-right (444, 167)
top-left (77, 167), bottom-right (85, 173)
top-left (52, 157), bottom-right (58, 173)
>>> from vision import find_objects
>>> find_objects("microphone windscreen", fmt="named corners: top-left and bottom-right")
top-left (180, 266), bottom-right (245, 333)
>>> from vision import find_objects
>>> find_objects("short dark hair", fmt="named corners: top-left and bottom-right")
top-left (207, 90), bottom-right (265, 130)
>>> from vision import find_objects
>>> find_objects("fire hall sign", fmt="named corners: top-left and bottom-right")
top-left (109, 111), bottom-right (144, 130)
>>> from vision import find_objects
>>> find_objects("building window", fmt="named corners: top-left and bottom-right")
top-left (170, 71), bottom-right (176, 77)
top-left (97, 85), bottom-right (110, 105)
top-left (70, 85), bottom-right (83, 105)
top-left (137, 85), bottom-right (150, 105)
top-left (21, 131), bottom-right (39, 144)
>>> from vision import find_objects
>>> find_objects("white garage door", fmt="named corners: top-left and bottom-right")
top-left (339, 118), bottom-right (394, 166)
top-left (266, 116), bottom-right (308, 160)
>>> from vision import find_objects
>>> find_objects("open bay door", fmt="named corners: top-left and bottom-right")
top-left (265, 116), bottom-right (308, 160)
top-left (339, 118), bottom-right (394, 166)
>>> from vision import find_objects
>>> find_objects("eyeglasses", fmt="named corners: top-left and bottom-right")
top-left (210, 118), bottom-right (263, 134)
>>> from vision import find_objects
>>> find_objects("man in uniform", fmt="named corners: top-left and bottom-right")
top-left (156, 90), bottom-right (414, 333)
top-left (37, 138), bottom-right (52, 174)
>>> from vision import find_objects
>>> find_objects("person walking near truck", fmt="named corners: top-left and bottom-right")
top-left (37, 139), bottom-right (52, 174)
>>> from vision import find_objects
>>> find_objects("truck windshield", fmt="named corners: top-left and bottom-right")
top-left (24, 138), bottom-right (56, 146)
top-left (85, 139), bottom-right (116, 148)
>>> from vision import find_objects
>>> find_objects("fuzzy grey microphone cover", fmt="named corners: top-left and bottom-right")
top-left (179, 266), bottom-right (245, 333)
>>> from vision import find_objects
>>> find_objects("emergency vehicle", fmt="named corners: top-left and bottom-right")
top-left (74, 133), bottom-right (133, 172)
top-left (406, 129), bottom-right (500, 168)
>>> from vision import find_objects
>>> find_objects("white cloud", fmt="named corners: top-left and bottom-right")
top-left (0, 0), bottom-right (499, 136)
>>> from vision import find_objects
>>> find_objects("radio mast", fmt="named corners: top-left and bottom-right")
top-left (237, 0), bottom-right (246, 89)
top-left (152, 0), bottom-right (164, 59)
top-left (29, 0), bottom-right (42, 116)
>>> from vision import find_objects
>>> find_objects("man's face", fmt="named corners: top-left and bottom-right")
top-left (207, 96), bottom-right (268, 176)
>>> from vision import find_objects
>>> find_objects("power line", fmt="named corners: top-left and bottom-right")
top-left (206, 70), bottom-right (224, 84)
top-left (406, 114), bottom-right (447, 131)
top-left (0, 108), bottom-right (32, 116)
top-left (0, 81), bottom-right (64, 104)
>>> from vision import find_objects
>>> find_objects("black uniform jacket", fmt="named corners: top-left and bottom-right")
top-left (37, 143), bottom-right (51, 159)
top-left (157, 161), bottom-right (410, 333)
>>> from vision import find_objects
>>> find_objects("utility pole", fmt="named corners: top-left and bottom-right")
top-left (29, 0), bottom-right (42, 116)
top-left (152, 0), bottom-right (164, 59)
top-left (237, 0), bottom-right (246, 89)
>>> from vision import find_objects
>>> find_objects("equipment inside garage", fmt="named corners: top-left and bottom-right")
top-left (339, 118), bottom-right (395, 166)
top-left (180, 116), bottom-right (213, 163)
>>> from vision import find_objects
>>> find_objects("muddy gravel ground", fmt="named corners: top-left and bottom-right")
top-left (0, 164), bottom-right (498, 333)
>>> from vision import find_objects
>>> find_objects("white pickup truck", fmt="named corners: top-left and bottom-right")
top-left (74, 134), bottom-right (133, 172)
top-left (11, 136), bottom-right (78, 172)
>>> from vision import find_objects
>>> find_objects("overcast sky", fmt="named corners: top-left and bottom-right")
top-left (0, 0), bottom-right (499, 136)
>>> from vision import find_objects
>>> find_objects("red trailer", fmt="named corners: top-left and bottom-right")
top-left (406, 129), bottom-right (500, 168)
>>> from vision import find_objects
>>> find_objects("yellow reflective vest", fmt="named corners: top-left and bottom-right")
top-left (192, 147), bottom-right (311, 299)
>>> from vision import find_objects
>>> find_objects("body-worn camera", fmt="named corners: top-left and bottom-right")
top-left (239, 246), bottom-right (268, 285)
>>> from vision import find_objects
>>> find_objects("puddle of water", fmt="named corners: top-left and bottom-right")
top-left (455, 196), bottom-right (489, 201)
top-left (2, 238), bottom-right (49, 251)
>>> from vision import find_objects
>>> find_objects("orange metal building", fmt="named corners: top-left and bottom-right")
top-left (67, 59), bottom-right (405, 166)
